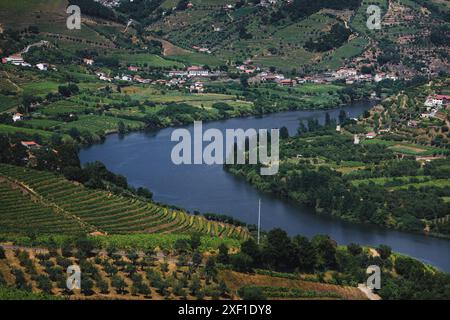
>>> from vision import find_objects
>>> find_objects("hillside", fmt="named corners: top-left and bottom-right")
top-left (147, 0), bottom-right (450, 73)
top-left (1, 0), bottom-right (448, 74)
top-left (0, 164), bottom-right (249, 239)
top-left (0, 245), bottom-right (368, 300)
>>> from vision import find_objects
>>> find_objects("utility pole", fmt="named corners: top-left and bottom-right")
top-left (257, 198), bottom-right (261, 245)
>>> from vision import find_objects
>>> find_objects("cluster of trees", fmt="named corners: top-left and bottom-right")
top-left (63, 161), bottom-right (153, 200)
top-left (117, 0), bottom-right (164, 22)
top-left (222, 228), bottom-right (450, 300)
top-left (58, 84), bottom-right (79, 98)
top-left (430, 25), bottom-right (450, 47)
top-left (0, 134), bottom-right (27, 165)
top-left (229, 230), bottom-right (339, 273)
top-left (304, 23), bottom-right (352, 52)
top-left (283, 0), bottom-right (362, 20)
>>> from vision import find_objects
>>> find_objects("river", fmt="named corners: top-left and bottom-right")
top-left (80, 101), bottom-right (450, 273)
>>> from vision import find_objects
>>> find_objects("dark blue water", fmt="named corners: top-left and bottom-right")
top-left (80, 101), bottom-right (450, 272)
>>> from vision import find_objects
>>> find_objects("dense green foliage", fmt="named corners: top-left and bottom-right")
top-left (228, 229), bottom-right (450, 300)
top-left (227, 122), bottom-right (450, 235)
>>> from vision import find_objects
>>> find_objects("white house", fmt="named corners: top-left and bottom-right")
top-left (425, 95), bottom-right (450, 109)
top-left (187, 66), bottom-right (209, 77)
top-left (36, 63), bottom-right (48, 71)
top-left (83, 58), bottom-right (94, 66)
top-left (189, 82), bottom-right (204, 93)
top-left (169, 70), bottom-right (188, 77)
top-left (4, 54), bottom-right (24, 64)
top-left (121, 75), bottom-right (133, 82)
top-left (366, 132), bottom-right (377, 139)
top-left (12, 113), bottom-right (23, 122)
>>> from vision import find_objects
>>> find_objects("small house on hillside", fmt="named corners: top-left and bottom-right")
top-left (12, 113), bottom-right (23, 122)
top-left (36, 63), bottom-right (48, 71)
top-left (83, 58), bottom-right (94, 66)
top-left (21, 141), bottom-right (41, 150)
top-left (366, 132), bottom-right (377, 139)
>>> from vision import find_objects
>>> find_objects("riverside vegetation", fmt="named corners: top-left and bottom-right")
top-left (0, 0), bottom-right (449, 300)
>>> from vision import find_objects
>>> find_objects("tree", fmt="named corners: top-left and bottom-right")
top-left (238, 286), bottom-right (267, 300)
top-left (192, 250), bottom-right (202, 267)
top-left (292, 235), bottom-right (316, 272)
top-left (190, 233), bottom-right (202, 251)
top-left (139, 282), bottom-right (151, 296)
top-left (81, 277), bottom-right (94, 295)
top-left (36, 275), bottom-right (53, 294)
top-left (68, 127), bottom-right (81, 140)
top-left (338, 110), bottom-right (347, 124)
top-left (118, 121), bottom-right (126, 134)
top-left (262, 228), bottom-right (295, 271)
top-left (20, 93), bottom-right (34, 114)
top-left (58, 85), bottom-right (72, 97)
top-left (240, 75), bottom-right (249, 88)
top-left (189, 275), bottom-right (201, 295)
top-left (377, 245), bottom-right (392, 260)
top-left (96, 279), bottom-right (109, 294)
top-left (176, 0), bottom-right (189, 10)
top-left (218, 279), bottom-right (229, 297)
top-left (280, 126), bottom-right (289, 139)
top-left (175, 239), bottom-right (191, 254)
top-left (230, 253), bottom-right (254, 272)
top-left (241, 239), bottom-right (260, 266)
top-left (204, 257), bottom-right (218, 281)
top-left (312, 235), bottom-right (337, 270)
top-left (160, 262), bottom-right (169, 273)
top-left (75, 236), bottom-right (96, 257)
top-left (111, 275), bottom-right (127, 294)
top-left (217, 243), bottom-right (229, 264)
top-left (347, 243), bottom-right (363, 256)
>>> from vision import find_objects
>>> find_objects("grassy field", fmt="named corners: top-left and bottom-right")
top-left (350, 176), bottom-right (429, 187)
top-left (0, 95), bottom-right (20, 112)
top-left (0, 124), bottom-right (54, 141)
top-left (392, 179), bottom-right (450, 190)
top-left (61, 115), bottom-right (145, 134)
top-left (41, 100), bottom-right (91, 116)
top-left (107, 53), bottom-right (184, 69)
top-left (23, 119), bottom-right (64, 130)
top-left (362, 138), bottom-right (447, 156)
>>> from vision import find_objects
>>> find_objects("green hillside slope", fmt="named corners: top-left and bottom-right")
top-left (0, 164), bottom-right (249, 239)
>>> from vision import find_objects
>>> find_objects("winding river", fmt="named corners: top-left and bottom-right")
top-left (80, 101), bottom-right (450, 272)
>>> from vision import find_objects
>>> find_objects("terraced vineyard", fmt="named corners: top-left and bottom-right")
top-left (0, 164), bottom-right (249, 240)
top-left (0, 180), bottom-right (85, 235)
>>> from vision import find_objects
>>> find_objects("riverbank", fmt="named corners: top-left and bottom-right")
top-left (76, 94), bottom-right (376, 148)
top-left (225, 126), bottom-right (450, 240)
top-left (80, 102), bottom-right (450, 273)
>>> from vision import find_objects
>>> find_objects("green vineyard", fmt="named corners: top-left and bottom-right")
top-left (0, 164), bottom-right (249, 240)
